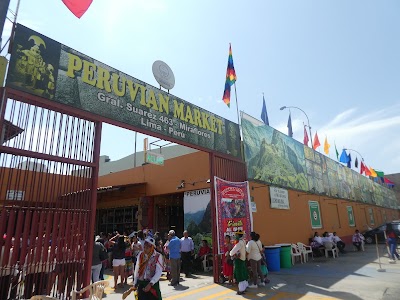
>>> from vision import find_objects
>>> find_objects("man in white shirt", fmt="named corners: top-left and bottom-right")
top-left (332, 232), bottom-right (346, 253)
top-left (180, 231), bottom-right (194, 277)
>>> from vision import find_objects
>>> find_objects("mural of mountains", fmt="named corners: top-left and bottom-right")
top-left (184, 210), bottom-right (205, 229)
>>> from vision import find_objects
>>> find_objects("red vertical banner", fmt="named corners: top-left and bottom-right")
top-left (214, 177), bottom-right (253, 254)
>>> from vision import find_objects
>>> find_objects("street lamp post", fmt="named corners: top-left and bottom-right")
top-left (280, 106), bottom-right (313, 147)
top-left (343, 148), bottom-right (365, 161)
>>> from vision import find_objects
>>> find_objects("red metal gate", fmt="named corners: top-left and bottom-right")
top-left (0, 88), bottom-right (101, 299)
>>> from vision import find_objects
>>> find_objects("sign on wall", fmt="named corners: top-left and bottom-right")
top-left (6, 190), bottom-right (24, 200)
top-left (6, 24), bottom-right (241, 158)
top-left (368, 208), bottom-right (375, 226)
top-left (346, 206), bottom-right (355, 227)
top-left (270, 187), bottom-right (290, 209)
top-left (214, 177), bottom-right (253, 254)
top-left (308, 201), bottom-right (322, 229)
top-left (183, 188), bottom-right (211, 234)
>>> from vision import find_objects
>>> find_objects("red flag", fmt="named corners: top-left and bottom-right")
top-left (62, 0), bottom-right (93, 18)
top-left (303, 126), bottom-right (309, 146)
top-left (364, 166), bottom-right (372, 176)
top-left (360, 161), bottom-right (366, 175)
top-left (313, 132), bottom-right (321, 150)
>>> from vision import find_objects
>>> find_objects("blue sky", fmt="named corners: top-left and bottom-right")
top-left (2, 0), bottom-right (400, 174)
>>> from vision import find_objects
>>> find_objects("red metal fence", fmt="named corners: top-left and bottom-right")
top-left (0, 88), bottom-right (101, 299)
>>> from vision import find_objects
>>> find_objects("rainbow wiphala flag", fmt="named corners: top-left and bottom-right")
top-left (222, 44), bottom-right (237, 107)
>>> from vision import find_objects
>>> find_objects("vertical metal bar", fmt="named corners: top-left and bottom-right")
top-left (84, 121), bottom-right (102, 287)
top-left (209, 152), bottom-right (219, 283)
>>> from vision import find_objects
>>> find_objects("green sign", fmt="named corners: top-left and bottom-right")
top-left (308, 201), bottom-right (322, 229)
top-left (346, 206), bottom-right (355, 227)
top-left (6, 24), bottom-right (241, 158)
top-left (146, 151), bottom-right (164, 166)
top-left (368, 208), bottom-right (375, 226)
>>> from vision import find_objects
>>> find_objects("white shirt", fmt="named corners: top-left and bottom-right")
top-left (332, 235), bottom-right (342, 243)
top-left (246, 240), bottom-right (263, 261)
top-left (180, 237), bottom-right (194, 252)
top-left (314, 236), bottom-right (323, 244)
top-left (321, 236), bottom-right (333, 243)
top-left (230, 239), bottom-right (246, 261)
top-left (133, 251), bottom-right (164, 286)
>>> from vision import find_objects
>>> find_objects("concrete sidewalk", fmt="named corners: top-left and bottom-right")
top-left (100, 244), bottom-right (400, 300)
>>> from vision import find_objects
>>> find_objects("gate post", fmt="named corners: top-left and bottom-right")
top-left (84, 121), bottom-right (102, 287)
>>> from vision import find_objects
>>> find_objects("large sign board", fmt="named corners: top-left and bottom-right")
top-left (6, 24), bottom-right (241, 158)
top-left (270, 186), bottom-right (290, 210)
top-left (241, 112), bottom-right (398, 209)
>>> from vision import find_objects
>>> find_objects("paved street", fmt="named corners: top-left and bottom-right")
top-left (101, 244), bottom-right (400, 300)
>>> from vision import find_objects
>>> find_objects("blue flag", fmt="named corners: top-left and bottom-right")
top-left (287, 113), bottom-right (293, 137)
top-left (261, 95), bottom-right (269, 125)
top-left (347, 153), bottom-right (352, 168)
top-left (339, 149), bottom-right (348, 163)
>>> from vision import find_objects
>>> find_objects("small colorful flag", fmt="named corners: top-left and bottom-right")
top-left (222, 44), bottom-right (237, 107)
top-left (261, 95), bottom-right (269, 125)
top-left (384, 177), bottom-right (395, 187)
top-left (335, 142), bottom-right (339, 161)
top-left (355, 157), bottom-right (359, 168)
top-left (313, 132), bottom-right (321, 150)
top-left (375, 170), bottom-right (384, 178)
top-left (287, 113), bottom-right (293, 137)
top-left (62, 0), bottom-right (93, 18)
top-left (303, 126), bottom-right (309, 146)
top-left (324, 137), bottom-right (330, 155)
top-left (369, 167), bottom-right (377, 177)
top-left (339, 149), bottom-right (348, 163)
top-left (364, 166), bottom-right (372, 176)
top-left (347, 153), bottom-right (352, 168)
top-left (360, 161), bottom-right (366, 174)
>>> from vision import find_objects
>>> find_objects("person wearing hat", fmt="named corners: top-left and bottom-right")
top-left (123, 236), bottom-right (164, 300)
top-left (230, 231), bottom-right (249, 295)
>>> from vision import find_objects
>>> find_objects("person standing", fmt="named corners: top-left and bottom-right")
top-left (222, 235), bottom-right (234, 285)
top-left (386, 224), bottom-right (400, 262)
top-left (230, 231), bottom-right (249, 295)
top-left (246, 232), bottom-right (265, 288)
top-left (123, 236), bottom-right (164, 300)
top-left (109, 234), bottom-right (127, 288)
top-left (180, 230), bottom-right (194, 277)
top-left (92, 238), bottom-right (106, 283)
top-left (167, 230), bottom-right (181, 286)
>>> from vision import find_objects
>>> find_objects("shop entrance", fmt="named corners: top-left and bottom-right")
top-left (0, 23), bottom-right (246, 299)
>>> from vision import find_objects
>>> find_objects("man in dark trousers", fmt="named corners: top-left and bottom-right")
top-left (180, 230), bottom-right (194, 277)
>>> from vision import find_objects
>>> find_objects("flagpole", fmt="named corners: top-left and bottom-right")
top-left (234, 83), bottom-right (241, 132)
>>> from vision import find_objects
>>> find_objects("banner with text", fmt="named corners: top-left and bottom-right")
top-left (308, 201), bottom-right (322, 229)
top-left (6, 24), bottom-right (241, 157)
top-left (214, 177), bottom-right (253, 254)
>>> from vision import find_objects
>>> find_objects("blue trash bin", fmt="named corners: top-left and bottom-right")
top-left (264, 246), bottom-right (281, 272)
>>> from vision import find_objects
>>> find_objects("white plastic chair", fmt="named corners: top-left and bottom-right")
top-left (353, 240), bottom-right (365, 251)
top-left (323, 241), bottom-right (339, 258)
top-left (291, 244), bottom-right (303, 265)
top-left (71, 280), bottom-right (109, 300)
top-left (297, 242), bottom-right (314, 262)
top-left (202, 254), bottom-right (213, 272)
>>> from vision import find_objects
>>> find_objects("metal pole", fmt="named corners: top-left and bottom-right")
top-left (134, 131), bottom-right (137, 167)
top-left (234, 83), bottom-right (241, 135)
top-left (0, 0), bottom-right (11, 47)
top-left (344, 148), bottom-right (365, 161)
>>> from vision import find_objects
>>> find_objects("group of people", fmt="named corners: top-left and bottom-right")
top-left (223, 231), bottom-right (270, 296)
top-left (311, 229), bottom-right (366, 255)
top-left (92, 229), bottom-right (213, 299)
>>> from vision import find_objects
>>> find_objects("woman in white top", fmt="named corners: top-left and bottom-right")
top-left (246, 232), bottom-right (265, 288)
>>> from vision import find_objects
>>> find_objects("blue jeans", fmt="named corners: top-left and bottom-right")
top-left (387, 238), bottom-right (400, 260)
